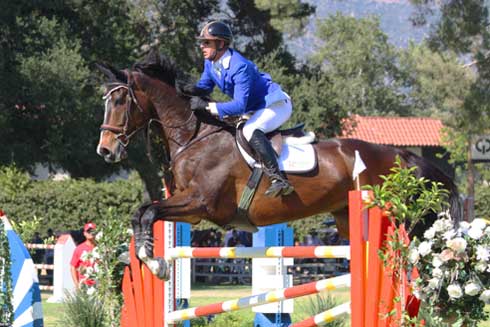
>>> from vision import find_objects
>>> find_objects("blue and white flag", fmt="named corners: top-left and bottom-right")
top-left (1, 213), bottom-right (44, 327)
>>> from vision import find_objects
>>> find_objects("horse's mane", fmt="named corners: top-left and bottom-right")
top-left (132, 49), bottom-right (183, 87)
top-left (132, 49), bottom-right (236, 133)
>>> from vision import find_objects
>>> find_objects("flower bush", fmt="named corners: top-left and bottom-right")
top-left (410, 214), bottom-right (490, 325)
top-left (62, 207), bottom-right (131, 327)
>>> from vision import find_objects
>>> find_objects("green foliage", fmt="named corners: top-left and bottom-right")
top-left (60, 290), bottom-right (106, 327)
top-left (364, 157), bottom-right (449, 235)
top-left (190, 311), bottom-right (251, 326)
top-left (254, 0), bottom-right (315, 36)
top-left (365, 158), bottom-right (451, 326)
top-left (10, 216), bottom-right (42, 244)
top-left (0, 169), bottom-right (143, 235)
top-left (0, 165), bottom-right (30, 200)
top-left (0, 219), bottom-right (13, 326)
top-left (313, 13), bottom-right (407, 117)
top-left (0, 0), bottom-right (144, 179)
top-left (93, 207), bottom-right (131, 326)
top-left (139, 0), bottom-right (219, 72)
top-left (255, 50), bottom-right (346, 137)
top-left (297, 294), bottom-right (347, 327)
top-left (398, 43), bottom-right (477, 128)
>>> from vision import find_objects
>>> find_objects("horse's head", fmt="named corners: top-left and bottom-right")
top-left (96, 63), bottom-right (151, 163)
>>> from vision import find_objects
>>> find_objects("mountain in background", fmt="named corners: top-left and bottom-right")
top-left (287, 0), bottom-right (436, 58)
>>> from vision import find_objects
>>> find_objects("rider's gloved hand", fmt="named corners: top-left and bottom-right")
top-left (176, 80), bottom-right (208, 97)
top-left (190, 97), bottom-right (209, 111)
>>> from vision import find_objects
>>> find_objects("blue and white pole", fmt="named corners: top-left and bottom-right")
top-left (252, 223), bottom-right (294, 327)
top-left (1, 213), bottom-right (43, 327)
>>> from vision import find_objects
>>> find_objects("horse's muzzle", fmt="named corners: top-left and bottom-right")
top-left (97, 144), bottom-right (127, 163)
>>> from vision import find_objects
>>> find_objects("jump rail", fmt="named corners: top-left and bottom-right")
top-left (167, 274), bottom-right (350, 323)
top-left (166, 245), bottom-right (350, 260)
top-left (26, 243), bottom-right (56, 291)
top-left (120, 190), bottom-right (421, 327)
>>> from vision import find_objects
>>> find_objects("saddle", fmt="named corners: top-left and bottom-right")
top-left (236, 122), bottom-right (309, 162)
top-left (227, 121), bottom-right (316, 233)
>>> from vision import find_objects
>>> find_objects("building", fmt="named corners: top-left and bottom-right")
top-left (341, 115), bottom-right (454, 178)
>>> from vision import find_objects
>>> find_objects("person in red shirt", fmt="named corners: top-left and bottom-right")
top-left (70, 222), bottom-right (97, 288)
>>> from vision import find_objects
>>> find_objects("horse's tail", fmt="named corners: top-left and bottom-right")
top-left (398, 150), bottom-right (462, 230)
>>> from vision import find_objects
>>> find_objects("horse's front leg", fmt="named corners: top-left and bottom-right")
top-left (136, 193), bottom-right (207, 280)
top-left (130, 202), bottom-right (153, 258)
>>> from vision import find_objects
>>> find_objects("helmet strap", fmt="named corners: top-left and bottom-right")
top-left (210, 40), bottom-right (226, 61)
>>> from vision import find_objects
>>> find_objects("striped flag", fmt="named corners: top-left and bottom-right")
top-left (1, 212), bottom-right (44, 327)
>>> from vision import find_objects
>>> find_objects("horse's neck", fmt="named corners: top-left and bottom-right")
top-left (148, 87), bottom-right (199, 155)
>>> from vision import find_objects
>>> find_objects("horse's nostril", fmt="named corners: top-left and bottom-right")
top-left (98, 146), bottom-right (110, 157)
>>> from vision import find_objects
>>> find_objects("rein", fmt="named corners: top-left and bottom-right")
top-left (100, 74), bottom-right (147, 147)
top-left (100, 70), bottom-right (227, 189)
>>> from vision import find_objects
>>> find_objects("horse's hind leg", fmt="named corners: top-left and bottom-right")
top-left (331, 207), bottom-right (350, 239)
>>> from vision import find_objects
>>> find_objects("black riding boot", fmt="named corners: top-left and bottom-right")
top-left (249, 129), bottom-right (294, 197)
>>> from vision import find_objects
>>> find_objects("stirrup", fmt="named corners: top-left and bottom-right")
top-left (265, 179), bottom-right (294, 197)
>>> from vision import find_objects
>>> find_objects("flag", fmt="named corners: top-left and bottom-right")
top-left (352, 150), bottom-right (367, 181)
top-left (1, 213), bottom-right (44, 327)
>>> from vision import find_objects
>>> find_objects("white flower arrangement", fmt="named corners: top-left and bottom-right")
top-left (410, 215), bottom-right (490, 324)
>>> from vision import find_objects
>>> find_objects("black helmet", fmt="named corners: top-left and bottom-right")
top-left (197, 21), bottom-right (233, 43)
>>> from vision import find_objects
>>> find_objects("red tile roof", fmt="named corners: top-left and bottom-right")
top-left (341, 115), bottom-right (444, 146)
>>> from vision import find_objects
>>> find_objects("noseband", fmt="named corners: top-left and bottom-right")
top-left (100, 71), bottom-right (146, 147)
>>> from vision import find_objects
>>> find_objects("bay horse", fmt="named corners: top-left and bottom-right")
top-left (96, 51), bottom-right (461, 279)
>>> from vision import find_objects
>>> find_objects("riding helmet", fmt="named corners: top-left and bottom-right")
top-left (197, 21), bottom-right (233, 43)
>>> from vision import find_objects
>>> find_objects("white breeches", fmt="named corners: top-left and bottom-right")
top-left (242, 98), bottom-right (293, 141)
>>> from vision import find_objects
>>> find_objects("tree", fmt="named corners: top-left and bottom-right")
top-left (399, 43), bottom-right (477, 125)
top-left (406, 1), bottom-right (490, 219)
top-left (0, 1), bottom-right (147, 177)
top-left (312, 14), bottom-right (408, 117)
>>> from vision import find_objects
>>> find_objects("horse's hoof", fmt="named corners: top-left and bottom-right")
top-left (138, 246), bottom-right (149, 260)
top-left (118, 251), bottom-right (130, 265)
top-left (149, 258), bottom-right (170, 280)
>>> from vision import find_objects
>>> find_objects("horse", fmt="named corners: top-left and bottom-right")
top-left (95, 51), bottom-right (461, 279)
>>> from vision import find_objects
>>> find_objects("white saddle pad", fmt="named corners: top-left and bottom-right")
top-left (237, 134), bottom-right (317, 173)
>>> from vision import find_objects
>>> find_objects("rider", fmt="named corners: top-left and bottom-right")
top-left (178, 21), bottom-right (294, 197)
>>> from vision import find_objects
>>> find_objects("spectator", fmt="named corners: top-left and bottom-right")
top-left (304, 229), bottom-right (323, 246)
top-left (226, 230), bottom-right (239, 247)
top-left (70, 222), bottom-right (97, 288)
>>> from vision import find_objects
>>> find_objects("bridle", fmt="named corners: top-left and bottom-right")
top-left (101, 70), bottom-right (197, 148)
top-left (100, 72), bottom-right (147, 147)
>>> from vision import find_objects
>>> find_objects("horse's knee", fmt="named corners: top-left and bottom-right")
top-left (132, 203), bottom-right (152, 225)
top-left (141, 205), bottom-right (158, 229)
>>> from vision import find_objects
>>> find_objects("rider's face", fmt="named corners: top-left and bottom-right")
top-left (199, 39), bottom-right (219, 60)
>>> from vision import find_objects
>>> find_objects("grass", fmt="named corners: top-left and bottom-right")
top-left (41, 287), bottom-right (490, 326)
top-left (41, 292), bottom-right (66, 327)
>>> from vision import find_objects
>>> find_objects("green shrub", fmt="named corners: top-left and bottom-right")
top-left (297, 294), bottom-right (347, 326)
top-left (0, 219), bottom-right (13, 326)
top-left (0, 169), bottom-right (143, 235)
top-left (60, 290), bottom-right (106, 327)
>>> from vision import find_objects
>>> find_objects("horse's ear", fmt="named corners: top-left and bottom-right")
top-left (95, 63), bottom-right (127, 84)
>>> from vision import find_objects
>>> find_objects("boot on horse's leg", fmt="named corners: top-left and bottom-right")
top-left (249, 129), bottom-right (294, 197)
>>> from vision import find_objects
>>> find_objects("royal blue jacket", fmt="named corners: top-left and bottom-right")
top-left (196, 49), bottom-right (288, 119)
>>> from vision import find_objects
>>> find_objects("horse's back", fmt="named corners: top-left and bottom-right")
top-left (314, 137), bottom-right (403, 185)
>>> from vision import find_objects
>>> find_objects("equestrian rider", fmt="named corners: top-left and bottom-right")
top-left (178, 21), bottom-right (294, 197)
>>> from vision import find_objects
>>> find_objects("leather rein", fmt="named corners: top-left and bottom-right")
top-left (100, 70), bottom-right (225, 163)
